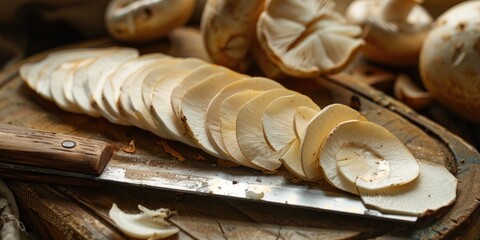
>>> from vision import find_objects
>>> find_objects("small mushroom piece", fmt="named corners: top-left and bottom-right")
top-left (105, 0), bottom-right (195, 42)
top-left (419, 1), bottom-right (480, 124)
top-left (346, 0), bottom-right (433, 65)
top-left (393, 74), bottom-right (432, 110)
top-left (319, 120), bottom-right (419, 194)
top-left (360, 161), bottom-right (457, 216)
top-left (257, 0), bottom-right (364, 78)
top-left (201, 0), bottom-right (265, 72)
top-left (109, 203), bottom-right (179, 239)
top-left (301, 104), bottom-right (366, 180)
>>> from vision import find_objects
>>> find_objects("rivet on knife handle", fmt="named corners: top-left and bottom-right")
top-left (0, 124), bottom-right (114, 176)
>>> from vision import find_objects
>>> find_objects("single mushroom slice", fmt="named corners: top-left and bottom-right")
top-left (109, 203), bottom-right (179, 239)
top-left (360, 161), bottom-right (457, 216)
top-left (117, 57), bottom-right (176, 129)
top-left (257, 0), bottom-right (364, 77)
top-left (393, 74), bottom-right (432, 110)
top-left (319, 120), bottom-right (420, 194)
top-left (346, 0), bottom-right (433, 65)
top-left (236, 89), bottom-right (298, 170)
top-left (171, 64), bottom-right (232, 119)
top-left (206, 77), bottom-right (284, 157)
top-left (201, 0), bottom-right (265, 72)
top-left (102, 53), bottom-right (168, 125)
top-left (220, 90), bottom-right (264, 167)
top-left (301, 104), bottom-right (366, 180)
top-left (180, 71), bottom-right (245, 158)
top-left (293, 106), bottom-right (319, 140)
top-left (105, 0), bottom-right (196, 42)
top-left (263, 94), bottom-right (320, 152)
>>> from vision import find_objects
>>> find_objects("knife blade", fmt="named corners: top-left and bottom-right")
top-left (0, 124), bottom-right (417, 222)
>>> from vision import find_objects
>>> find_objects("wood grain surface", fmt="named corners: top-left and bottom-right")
top-left (0, 28), bottom-right (478, 239)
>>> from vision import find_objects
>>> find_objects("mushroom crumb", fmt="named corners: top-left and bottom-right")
top-left (245, 189), bottom-right (265, 199)
top-left (157, 139), bottom-right (186, 162)
top-left (122, 140), bottom-right (136, 154)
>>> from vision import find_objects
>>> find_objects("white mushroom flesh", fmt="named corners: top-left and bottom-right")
top-left (319, 120), bottom-right (419, 194)
top-left (293, 106), bottom-right (319, 140)
top-left (301, 104), bottom-right (367, 180)
top-left (360, 161), bottom-right (457, 216)
top-left (109, 203), bottom-right (179, 239)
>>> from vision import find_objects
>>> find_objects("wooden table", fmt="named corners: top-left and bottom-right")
top-left (0, 31), bottom-right (479, 239)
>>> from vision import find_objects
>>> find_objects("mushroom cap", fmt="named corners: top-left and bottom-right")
top-left (105, 0), bottom-right (195, 42)
top-left (319, 120), bottom-right (419, 194)
top-left (420, 1), bottom-right (480, 123)
top-left (257, 0), bottom-right (364, 77)
top-left (360, 161), bottom-right (457, 216)
top-left (346, 0), bottom-right (433, 65)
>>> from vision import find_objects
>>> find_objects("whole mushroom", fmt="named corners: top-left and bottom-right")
top-left (105, 0), bottom-right (195, 42)
top-left (346, 0), bottom-right (433, 65)
top-left (420, 1), bottom-right (480, 123)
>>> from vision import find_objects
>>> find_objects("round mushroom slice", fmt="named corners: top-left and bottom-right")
top-left (220, 90), bottom-right (264, 168)
top-left (319, 120), bottom-right (420, 194)
top-left (263, 94), bottom-right (320, 152)
top-left (257, 0), bottom-right (364, 77)
top-left (180, 71), bottom-right (245, 158)
top-left (293, 106), bottom-right (319, 140)
top-left (109, 203), bottom-right (179, 239)
top-left (360, 161), bottom-right (457, 216)
top-left (206, 77), bottom-right (284, 157)
top-left (170, 64), bottom-right (232, 119)
top-left (102, 53), bottom-right (169, 125)
top-left (201, 0), bottom-right (265, 72)
top-left (301, 104), bottom-right (366, 180)
top-left (105, 0), bottom-right (196, 42)
top-left (236, 89), bottom-right (297, 170)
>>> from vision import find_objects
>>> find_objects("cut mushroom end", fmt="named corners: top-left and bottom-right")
top-left (360, 161), bottom-right (457, 216)
top-left (320, 120), bottom-right (419, 194)
top-left (109, 203), bottom-right (179, 239)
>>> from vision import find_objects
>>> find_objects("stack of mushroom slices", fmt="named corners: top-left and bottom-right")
top-left (20, 47), bottom-right (457, 217)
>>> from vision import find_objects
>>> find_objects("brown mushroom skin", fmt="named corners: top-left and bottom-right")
top-left (420, 1), bottom-right (480, 123)
top-left (105, 0), bottom-right (195, 42)
top-left (201, 0), bottom-right (265, 73)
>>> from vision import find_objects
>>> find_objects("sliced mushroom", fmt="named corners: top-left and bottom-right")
top-left (109, 203), bottom-right (179, 239)
top-left (105, 0), bottom-right (196, 42)
top-left (171, 64), bottom-right (231, 119)
top-left (263, 94), bottom-right (320, 152)
top-left (49, 59), bottom-right (90, 114)
top-left (346, 0), bottom-right (433, 65)
top-left (117, 57), bottom-right (175, 129)
top-left (393, 74), bottom-right (432, 110)
top-left (301, 104), bottom-right (366, 180)
top-left (293, 106), bottom-right (319, 141)
top-left (319, 120), bottom-right (419, 194)
top-left (236, 89), bottom-right (298, 170)
top-left (360, 161), bottom-right (457, 216)
top-left (180, 71), bottom-right (245, 158)
top-left (201, 0), bottom-right (265, 72)
top-left (257, 0), bottom-right (364, 77)
top-left (220, 90), bottom-right (264, 167)
top-left (102, 53), bottom-right (170, 125)
top-left (206, 77), bottom-right (284, 156)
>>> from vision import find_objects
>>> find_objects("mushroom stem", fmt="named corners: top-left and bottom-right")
top-left (382, 0), bottom-right (422, 22)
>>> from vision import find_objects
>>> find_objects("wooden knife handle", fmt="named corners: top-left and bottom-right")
top-left (0, 124), bottom-right (114, 176)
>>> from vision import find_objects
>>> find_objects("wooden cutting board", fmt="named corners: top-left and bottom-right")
top-left (0, 28), bottom-right (479, 239)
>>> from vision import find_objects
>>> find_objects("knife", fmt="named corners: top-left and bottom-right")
top-left (0, 124), bottom-right (417, 223)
